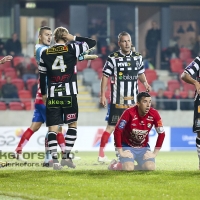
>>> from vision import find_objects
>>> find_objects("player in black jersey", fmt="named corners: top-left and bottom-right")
top-left (98, 31), bottom-right (151, 163)
top-left (181, 56), bottom-right (200, 170)
top-left (39, 27), bottom-right (96, 170)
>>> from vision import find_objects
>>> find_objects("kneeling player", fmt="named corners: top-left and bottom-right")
top-left (108, 92), bottom-right (165, 171)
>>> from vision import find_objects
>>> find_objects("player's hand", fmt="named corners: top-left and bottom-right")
top-left (42, 95), bottom-right (47, 105)
top-left (194, 82), bottom-right (200, 95)
top-left (120, 150), bottom-right (133, 158)
top-left (64, 32), bottom-right (74, 42)
top-left (143, 82), bottom-right (151, 92)
top-left (0, 55), bottom-right (13, 64)
top-left (143, 151), bottom-right (156, 160)
top-left (100, 96), bottom-right (107, 108)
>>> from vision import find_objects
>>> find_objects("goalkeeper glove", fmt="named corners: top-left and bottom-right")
top-left (78, 47), bottom-right (98, 61)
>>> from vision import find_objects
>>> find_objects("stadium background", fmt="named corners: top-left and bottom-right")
top-left (1, 0), bottom-right (200, 152)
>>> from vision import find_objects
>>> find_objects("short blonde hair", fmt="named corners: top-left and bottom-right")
top-left (53, 27), bottom-right (69, 43)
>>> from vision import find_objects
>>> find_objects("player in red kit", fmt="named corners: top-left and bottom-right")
top-left (109, 92), bottom-right (165, 171)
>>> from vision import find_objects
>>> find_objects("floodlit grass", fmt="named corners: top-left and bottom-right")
top-left (0, 151), bottom-right (199, 200)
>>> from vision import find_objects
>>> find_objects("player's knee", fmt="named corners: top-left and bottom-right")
top-left (106, 125), bottom-right (115, 133)
top-left (142, 162), bottom-right (155, 171)
top-left (68, 122), bottom-right (77, 128)
top-left (122, 162), bottom-right (134, 171)
top-left (30, 123), bottom-right (42, 132)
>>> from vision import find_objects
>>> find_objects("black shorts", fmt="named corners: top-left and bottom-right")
top-left (46, 95), bottom-right (78, 127)
top-left (193, 93), bottom-right (200, 133)
top-left (107, 104), bottom-right (133, 126)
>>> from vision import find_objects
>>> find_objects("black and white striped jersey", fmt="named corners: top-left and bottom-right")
top-left (39, 37), bottom-right (96, 97)
top-left (184, 56), bottom-right (200, 77)
top-left (103, 50), bottom-right (144, 104)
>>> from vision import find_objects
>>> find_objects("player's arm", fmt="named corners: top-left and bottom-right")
top-left (114, 111), bottom-right (133, 158)
top-left (144, 112), bottom-right (165, 160)
top-left (68, 33), bottom-right (97, 60)
top-left (75, 36), bottom-right (96, 49)
top-left (0, 55), bottom-right (13, 64)
top-left (181, 57), bottom-right (200, 94)
top-left (66, 33), bottom-right (96, 49)
top-left (181, 72), bottom-right (200, 94)
top-left (100, 75), bottom-right (108, 107)
top-left (138, 73), bottom-right (151, 92)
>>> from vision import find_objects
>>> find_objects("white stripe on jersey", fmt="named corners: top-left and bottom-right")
top-left (38, 66), bottom-right (47, 72)
top-left (65, 83), bottom-right (70, 95)
top-left (82, 42), bottom-right (89, 52)
top-left (111, 57), bottom-right (116, 68)
top-left (120, 81), bottom-right (124, 104)
top-left (134, 81), bottom-right (137, 103)
top-left (50, 86), bottom-right (55, 97)
top-left (72, 82), bottom-right (77, 94)
top-left (58, 84), bottom-right (63, 97)
top-left (194, 62), bottom-right (199, 71)
top-left (138, 68), bottom-right (145, 74)
top-left (112, 63), bottom-right (118, 104)
top-left (75, 45), bottom-right (80, 58)
top-left (74, 65), bottom-right (77, 74)
top-left (107, 60), bottom-right (114, 69)
top-left (104, 68), bottom-right (112, 75)
top-left (188, 68), bottom-right (195, 75)
top-left (72, 42), bottom-right (89, 58)
top-left (127, 81), bottom-right (132, 104)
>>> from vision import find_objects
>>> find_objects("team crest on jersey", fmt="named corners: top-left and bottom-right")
top-left (114, 53), bottom-right (118, 57)
top-left (135, 61), bottom-right (140, 69)
top-left (147, 123), bottom-right (151, 128)
top-left (118, 119), bottom-right (127, 129)
top-left (47, 46), bottom-right (68, 54)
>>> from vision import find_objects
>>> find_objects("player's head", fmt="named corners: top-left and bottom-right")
top-left (38, 26), bottom-right (52, 46)
top-left (53, 27), bottom-right (69, 43)
top-left (137, 92), bottom-right (151, 116)
top-left (118, 31), bottom-right (132, 55)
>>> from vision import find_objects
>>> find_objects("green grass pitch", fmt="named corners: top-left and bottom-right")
top-left (0, 151), bottom-right (200, 200)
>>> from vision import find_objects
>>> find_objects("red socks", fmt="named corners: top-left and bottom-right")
top-left (99, 131), bottom-right (110, 157)
top-left (15, 128), bottom-right (34, 154)
top-left (57, 132), bottom-right (66, 154)
top-left (15, 129), bottom-right (66, 154)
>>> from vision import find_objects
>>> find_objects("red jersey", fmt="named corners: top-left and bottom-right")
top-left (34, 79), bottom-right (44, 104)
top-left (114, 105), bottom-right (165, 148)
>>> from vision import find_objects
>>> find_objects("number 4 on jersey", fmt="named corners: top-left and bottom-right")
top-left (52, 55), bottom-right (67, 72)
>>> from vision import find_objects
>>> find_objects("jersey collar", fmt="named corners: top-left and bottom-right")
top-left (119, 50), bottom-right (132, 57)
top-left (55, 43), bottom-right (65, 46)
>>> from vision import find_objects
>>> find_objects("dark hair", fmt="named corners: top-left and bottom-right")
top-left (118, 31), bottom-right (130, 41)
top-left (137, 92), bottom-right (151, 102)
top-left (39, 26), bottom-right (51, 35)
